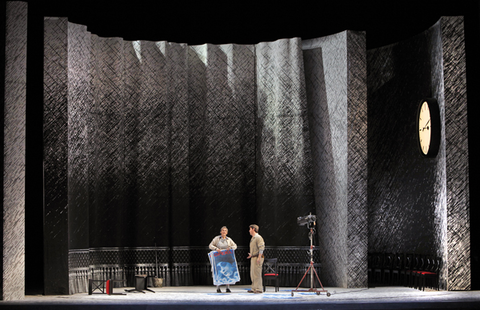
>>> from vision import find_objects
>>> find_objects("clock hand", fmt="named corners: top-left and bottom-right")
top-left (421, 119), bottom-right (430, 131)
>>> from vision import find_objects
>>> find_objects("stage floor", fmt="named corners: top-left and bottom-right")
top-left (1, 285), bottom-right (480, 309)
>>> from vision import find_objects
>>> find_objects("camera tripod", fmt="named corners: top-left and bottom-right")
top-left (291, 226), bottom-right (330, 297)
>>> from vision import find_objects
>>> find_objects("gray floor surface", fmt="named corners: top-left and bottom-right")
top-left (1, 285), bottom-right (480, 309)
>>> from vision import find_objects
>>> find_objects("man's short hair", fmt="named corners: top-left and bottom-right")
top-left (249, 224), bottom-right (259, 233)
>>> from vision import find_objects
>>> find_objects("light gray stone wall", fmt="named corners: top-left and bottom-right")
top-left (302, 31), bottom-right (368, 288)
top-left (2, 1), bottom-right (27, 301)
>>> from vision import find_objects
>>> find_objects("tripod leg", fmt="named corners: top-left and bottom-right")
top-left (294, 264), bottom-right (313, 291)
top-left (311, 265), bottom-right (326, 290)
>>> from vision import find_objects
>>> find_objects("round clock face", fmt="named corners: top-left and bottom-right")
top-left (417, 98), bottom-right (440, 157)
top-left (418, 101), bottom-right (431, 155)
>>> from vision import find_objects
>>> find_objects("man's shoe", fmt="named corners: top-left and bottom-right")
top-left (253, 290), bottom-right (262, 294)
top-left (247, 290), bottom-right (254, 293)
top-left (217, 288), bottom-right (222, 293)
top-left (226, 288), bottom-right (231, 293)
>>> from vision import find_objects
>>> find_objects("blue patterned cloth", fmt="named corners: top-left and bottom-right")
top-left (208, 249), bottom-right (240, 286)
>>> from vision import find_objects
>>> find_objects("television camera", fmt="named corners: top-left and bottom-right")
top-left (297, 213), bottom-right (316, 229)
top-left (292, 212), bottom-right (329, 297)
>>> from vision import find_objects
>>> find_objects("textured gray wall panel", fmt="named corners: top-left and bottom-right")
top-left (346, 31), bottom-right (368, 289)
top-left (162, 42), bottom-right (190, 246)
top-left (43, 17), bottom-right (70, 295)
top-left (67, 22), bottom-right (92, 293)
top-left (256, 38), bottom-right (315, 246)
top-left (89, 36), bottom-right (128, 247)
top-left (302, 31), bottom-right (368, 288)
top-left (441, 16), bottom-right (470, 291)
top-left (3, 1), bottom-right (27, 301)
top-left (122, 40), bottom-right (169, 247)
top-left (188, 44), bottom-right (256, 246)
top-left (67, 22), bottom-right (91, 250)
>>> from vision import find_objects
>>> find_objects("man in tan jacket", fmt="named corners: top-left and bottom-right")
top-left (247, 224), bottom-right (265, 293)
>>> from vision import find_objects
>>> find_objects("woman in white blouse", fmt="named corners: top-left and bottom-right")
top-left (209, 226), bottom-right (237, 293)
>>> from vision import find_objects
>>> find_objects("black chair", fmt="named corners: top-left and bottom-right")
top-left (89, 278), bottom-right (126, 295)
top-left (391, 253), bottom-right (403, 285)
top-left (88, 279), bottom-right (107, 295)
top-left (372, 253), bottom-right (384, 285)
top-left (417, 256), bottom-right (441, 291)
top-left (382, 253), bottom-right (394, 284)
top-left (125, 275), bottom-right (155, 293)
top-left (263, 258), bottom-right (279, 292)
top-left (411, 254), bottom-right (426, 289)
top-left (367, 253), bottom-right (373, 284)
top-left (401, 253), bottom-right (414, 287)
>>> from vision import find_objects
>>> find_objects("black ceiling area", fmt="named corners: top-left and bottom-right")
top-left (26, 1), bottom-right (479, 49)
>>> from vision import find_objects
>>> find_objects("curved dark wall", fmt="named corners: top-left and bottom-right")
top-left (44, 20), bottom-right (317, 254)
top-left (367, 23), bottom-right (443, 255)
top-left (44, 18), bottom-right (369, 292)
top-left (367, 17), bottom-right (471, 290)
top-left (57, 34), bottom-right (316, 250)
top-left (85, 40), bottom-right (259, 249)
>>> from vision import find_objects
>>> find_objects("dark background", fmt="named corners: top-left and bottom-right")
top-left (7, 0), bottom-right (479, 293)
top-left (29, 0), bottom-right (479, 49)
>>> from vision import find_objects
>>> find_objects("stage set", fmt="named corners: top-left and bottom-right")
top-left (2, 1), bottom-right (480, 309)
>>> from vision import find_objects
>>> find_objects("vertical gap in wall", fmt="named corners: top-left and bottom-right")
top-left (253, 46), bottom-right (258, 226)
top-left (25, 1), bottom-right (44, 295)
top-left (0, 1), bottom-right (5, 299)
top-left (465, 1), bottom-right (480, 291)
top-left (167, 62), bottom-right (174, 286)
